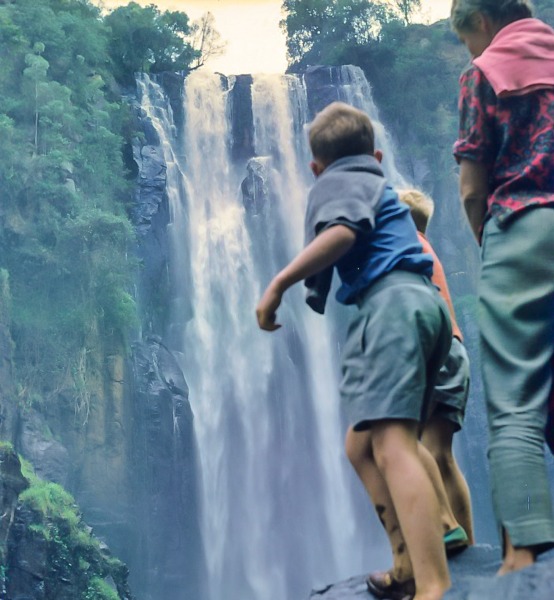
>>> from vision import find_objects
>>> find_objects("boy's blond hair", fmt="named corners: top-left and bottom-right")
top-left (309, 102), bottom-right (375, 167)
top-left (398, 188), bottom-right (434, 233)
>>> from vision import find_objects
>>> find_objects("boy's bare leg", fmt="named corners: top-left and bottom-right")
top-left (421, 417), bottom-right (474, 544)
top-left (417, 443), bottom-right (462, 536)
top-left (345, 427), bottom-right (413, 582)
top-left (346, 424), bottom-right (464, 582)
top-left (371, 419), bottom-right (451, 600)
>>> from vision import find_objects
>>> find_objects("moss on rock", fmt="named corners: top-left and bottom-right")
top-left (2, 445), bottom-right (133, 600)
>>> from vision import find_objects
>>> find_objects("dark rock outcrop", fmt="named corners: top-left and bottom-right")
top-left (131, 140), bottom-right (172, 335)
top-left (17, 409), bottom-right (70, 488)
top-left (129, 335), bottom-right (206, 600)
top-left (0, 271), bottom-right (16, 443)
top-left (154, 71), bottom-right (186, 131)
top-left (0, 444), bottom-right (28, 594)
top-left (1, 444), bottom-right (133, 600)
top-left (230, 74), bottom-right (255, 160)
top-left (310, 545), bottom-right (554, 599)
top-left (304, 66), bottom-right (344, 118)
top-left (241, 158), bottom-right (271, 215)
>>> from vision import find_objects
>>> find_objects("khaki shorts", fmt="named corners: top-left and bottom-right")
top-left (340, 270), bottom-right (452, 431)
top-left (431, 337), bottom-right (470, 431)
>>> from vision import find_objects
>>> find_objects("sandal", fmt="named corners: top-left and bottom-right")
top-left (366, 571), bottom-right (415, 600)
top-left (444, 525), bottom-right (469, 557)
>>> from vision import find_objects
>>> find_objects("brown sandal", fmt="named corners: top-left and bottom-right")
top-left (366, 570), bottom-right (415, 600)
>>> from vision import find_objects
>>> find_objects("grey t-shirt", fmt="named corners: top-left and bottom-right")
top-left (303, 154), bottom-right (387, 314)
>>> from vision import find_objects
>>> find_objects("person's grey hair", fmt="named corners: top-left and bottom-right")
top-left (450, 0), bottom-right (534, 32)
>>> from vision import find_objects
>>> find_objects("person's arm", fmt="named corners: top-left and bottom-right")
top-left (256, 224), bottom-right (356, 331)
top-left (459, 159), bottom-right (489, 242)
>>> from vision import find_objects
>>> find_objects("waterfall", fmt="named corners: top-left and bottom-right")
top-left (137, 67), bottom-right (406, 600)
top-left (337, 65), bottom-right (407, 187)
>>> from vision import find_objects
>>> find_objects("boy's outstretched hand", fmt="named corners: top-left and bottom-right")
top-left (255, 225), bottom-right (357, 331)
top-left (256, 281), bottom-right (283, 331)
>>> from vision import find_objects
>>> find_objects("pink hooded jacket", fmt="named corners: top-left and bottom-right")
top-left (473, 18), bottom-right (554, 97)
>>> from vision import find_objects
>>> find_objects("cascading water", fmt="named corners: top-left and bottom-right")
top-left (138, 66), bottom-right (410, 600)
top-left (337, 65), bottom-right (407, 188)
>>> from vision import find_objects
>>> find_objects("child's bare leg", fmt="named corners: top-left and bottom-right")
top-left (371, 419), bottom-right (450, 600)
top-left (417, 442), bottom-right (461, 535)
top-left (345, 426), bottom-right (413, 581)
top-left (421, 417), bottom-right (474, 543)
top-left (498, 530), bottom-right (535, 575)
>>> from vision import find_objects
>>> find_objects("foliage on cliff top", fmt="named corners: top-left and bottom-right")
top-left (17, 458), bottom-right (131, 600)
top-left (0, 0), bottom-right (225, 409)
top-left (104, 1), bottom-right (198, 85)
top-left (281, 0), bottom-right (396, 66)
top-left (0, 0), bottom-right (139, 408)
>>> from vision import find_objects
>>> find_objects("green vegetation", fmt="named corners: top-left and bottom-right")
top-left (281, 1), bottom-right (554, 188)
top-left (0, 0), bottom-right (220, 411)
top-left (85, 577), bottom-right (121, 600)
top-left (281, 0), bottom-right (396, 66)
top-left (15, 458), bottom-right (129, 600)
top-left (19, 458), bottom-right (80, 531)
top-left (281, 1), bottom-right (466, 184)
top-left (105, 2), bottom-right (198, 85)
top-left (0, 0), bottom-right (133, 408)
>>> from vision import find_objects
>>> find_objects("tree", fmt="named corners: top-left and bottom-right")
top-left (189, 12), bottom-right (226, 70)
top-left (0, 0), bottom-right (136, 405)
top-left (393, 0), bottom-right (421, 25)
top-left (105, 2), bottom-right (198, 84)
top-left (281, 0), bottom-right (394, 69)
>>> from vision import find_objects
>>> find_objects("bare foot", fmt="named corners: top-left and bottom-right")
top-left (498, 531), bottom-right (535, 575)
top-left (497, 546), bottom-right (535, 575)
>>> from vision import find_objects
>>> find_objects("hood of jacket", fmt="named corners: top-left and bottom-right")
top-left (474, 18), bottom-right (554, 97)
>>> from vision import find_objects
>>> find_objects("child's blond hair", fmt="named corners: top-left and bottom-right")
top-left (398, 188), bottom-right (434, 233)
top-left (309, 102), bottom-right (375, 167)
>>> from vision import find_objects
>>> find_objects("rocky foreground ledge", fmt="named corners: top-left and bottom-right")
top-left (310, 545), bottom-right (554, 600)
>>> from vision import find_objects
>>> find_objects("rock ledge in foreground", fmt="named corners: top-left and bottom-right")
top-left (310, 545), bottom-right (554, 600)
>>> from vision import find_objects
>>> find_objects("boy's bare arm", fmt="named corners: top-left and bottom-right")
top-left (459, 159), bottom-right (489, 242)
top-left (256, 224), bottom-right (356, 331)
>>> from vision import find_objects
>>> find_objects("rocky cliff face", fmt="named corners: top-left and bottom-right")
top-left (1, 443), bottom-right (133, 600)
top-left (0, 272), bottom-right (16, 444)
top-left (0, 76), bottom-right (206, 600)
top-left (0, 443), bottom-right (28, 596)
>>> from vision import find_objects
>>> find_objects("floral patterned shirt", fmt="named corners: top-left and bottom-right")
top-left (453, 64), bottom-right (554, 227)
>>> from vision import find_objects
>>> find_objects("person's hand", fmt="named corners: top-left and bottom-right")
top-left (256, 281), bottom-right (283, 331)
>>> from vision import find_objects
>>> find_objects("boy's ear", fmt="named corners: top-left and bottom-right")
top-left (474, 11), bottom-right (490, 34)
top-left (374, 150), bottom-right (383, 164)
top-left (310, 160), bottom-right (324, 177)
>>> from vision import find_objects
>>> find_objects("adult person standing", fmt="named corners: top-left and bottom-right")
top-left (451, 0), bottom-right (554, 576)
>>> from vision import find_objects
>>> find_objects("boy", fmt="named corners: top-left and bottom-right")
top-left (400, 188), bottom-right (474, 547)
top-left (256, 102), bottom-right (452, 600)
top-left (364, 190), bottom-right (476, 598)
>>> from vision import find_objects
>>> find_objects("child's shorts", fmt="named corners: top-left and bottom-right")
top-left (430, 337), bottom-right (470, 431)
top-left (340, 270), bottom-right (452, 431)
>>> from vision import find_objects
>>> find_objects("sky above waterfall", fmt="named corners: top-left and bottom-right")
top-left (97, 1), bottom-right (453, 75)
